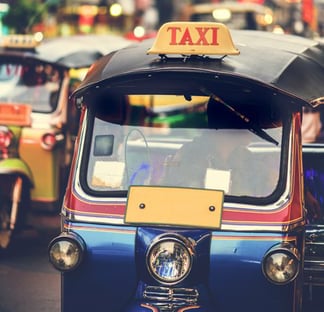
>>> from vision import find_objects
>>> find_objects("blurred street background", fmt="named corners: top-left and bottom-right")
top-left (0, 1), bottom-right (323, 312)
top-left (0, 214), bottom-right (61, 312)
top-left (0, 0), bottom-right (323, 41)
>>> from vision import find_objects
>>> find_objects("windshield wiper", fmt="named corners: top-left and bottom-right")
top-left (207, 92), bottom-right (279, 146)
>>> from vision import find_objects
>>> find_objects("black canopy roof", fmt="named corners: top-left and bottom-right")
top-left (74, 30), bottom-right (324, 106)
top-left (0, 34), bottom-right (131, 69)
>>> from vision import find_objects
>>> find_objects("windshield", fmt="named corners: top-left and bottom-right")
top-left (0, 61), bottom-right (63, 113)
top-left (83, 94), bottom-right (283, 199)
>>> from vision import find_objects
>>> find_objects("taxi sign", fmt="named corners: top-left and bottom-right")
top-left (2, 34), bottom-right (42, 49)
top-left (147, 22), bottom-right (239, 56)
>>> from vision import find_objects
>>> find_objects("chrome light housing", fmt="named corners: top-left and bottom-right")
top-left (262, 242), bottom-right (300, 285)
top-left (41, 132), bottom-right (64, 151)
top-left (147, 235), bottom-right (194, 285)
top-left (48, 232), bottom-right (85, 272)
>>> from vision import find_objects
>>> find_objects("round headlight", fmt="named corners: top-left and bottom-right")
top-left (147, 237), bottom-right (193, 285)
top-left (262, 243), bottom-right (300, 285)
top-left (48, 233), bottom-right (84, 272)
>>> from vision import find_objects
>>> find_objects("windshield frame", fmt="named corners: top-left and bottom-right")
top-left (0, 58), bottom-right (65, 113)
top-left (77, 92), bottom-right (292, 206)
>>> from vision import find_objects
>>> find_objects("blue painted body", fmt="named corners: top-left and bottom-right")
top-left (62, 222), bottom-right (304, 312)
top-left (62, 224), bottom-right (137, 312)
top-left (208, 233), bottom-right (302, 311)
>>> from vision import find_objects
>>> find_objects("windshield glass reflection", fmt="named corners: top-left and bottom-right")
top-left (86, 113), bottom-right (282, 198)
top-left (0, 62), bottom-right (63, 113)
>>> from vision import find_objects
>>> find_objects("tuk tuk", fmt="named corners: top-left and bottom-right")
top-left (48, 22), bottom-right (324, 311)
top-left (0, 33), bottom-right (131, 249)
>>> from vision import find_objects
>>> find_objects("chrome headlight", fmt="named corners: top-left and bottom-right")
top-left (48, 233), bottom-right (85, 272)
top-left (147, 236), bottom-right (193, 285)
top-left (262, 242), bottom-right (300, 285)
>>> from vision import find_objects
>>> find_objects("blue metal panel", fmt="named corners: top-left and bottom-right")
top-left (61, 224), bottom-right (304, 311)
top-left (62, 223), bottom-right (137, 312)
top-left (208, 232), bottom-right (302, 311)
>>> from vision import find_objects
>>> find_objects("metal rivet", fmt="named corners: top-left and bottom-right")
top-left (209, 206), bottom-right (215, 212)
top-left (139, 203), bottom-right (145, 209)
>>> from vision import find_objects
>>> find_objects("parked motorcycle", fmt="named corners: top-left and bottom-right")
top-left (0, 122), bottom-right (33, 248)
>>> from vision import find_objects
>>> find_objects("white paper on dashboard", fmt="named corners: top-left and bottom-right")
top-left (205, 168), bottom-right (231, 193)
top-left (91, 161), bottom-right (125, 188)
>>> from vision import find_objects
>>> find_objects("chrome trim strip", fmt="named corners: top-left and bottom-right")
top-left (304, 260), bottom-right (324, 270)
top-left (302, 144), bottom-right (324, 153)
top-left (143, 286), bottom-right (199, 304)
top-left (63, 212), bottom-right (124, 224)
top-left (62, 209), bottom-right (294, 231)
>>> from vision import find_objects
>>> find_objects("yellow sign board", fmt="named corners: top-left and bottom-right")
top-left (125, 186), bottom-right (224, 229)
top-left (2, 34), bottom-right (42, 49)
top-left (147, 22), bottom-right (239, 56)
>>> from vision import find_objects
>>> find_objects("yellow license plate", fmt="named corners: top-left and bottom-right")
top-left (125, 186), bottom-right (224, 229)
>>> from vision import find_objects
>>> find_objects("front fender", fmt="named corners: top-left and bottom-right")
top-left (0, 158), bottom-right (34, 186)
